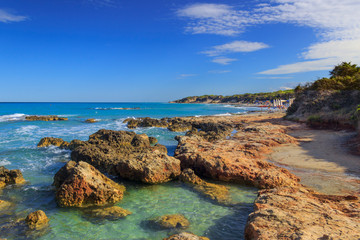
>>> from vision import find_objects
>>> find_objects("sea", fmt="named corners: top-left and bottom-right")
top-left (0, 102), bottom-right (259, 240)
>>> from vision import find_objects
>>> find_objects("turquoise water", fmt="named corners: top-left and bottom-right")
top-left (0, 103), bottom-right (258, 240)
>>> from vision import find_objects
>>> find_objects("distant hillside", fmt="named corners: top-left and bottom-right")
top-left (170, 90), bottom-right (295, 104)
top-left (286, 62), bottom-right (360, 129)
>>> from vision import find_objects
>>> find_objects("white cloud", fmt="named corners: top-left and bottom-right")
top-left (177, 74), bottom-right (198, 79)
top-left (212, 57), bottom-right (237, 65)
top-left (0, 9), bottom-right (27, 23)
top-left (177, 1), bottom-right (360, 74)
top-left (209, 70), bottom-right (231, 74)
top-left (177, 3), bottom-right (232, 18)
top-left (202, 40), bottom-right (269, 56)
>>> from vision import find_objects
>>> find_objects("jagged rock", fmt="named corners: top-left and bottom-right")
top-left (151, 214), bottom-right (190, 229)
top-left (174, 122), bottom-right (300, 189)
top-left (37, 137), bottom-right (70, 149)
top-left (53, 161), bottom-right (125, 207)
top-left (84, 206), bottom-right (132, 220)
top-left (25, 210), bottom-right (49, 229)
top-left (149, 137), bottom-right (158, 145)
top-left (85, 118), bottom-right (97, 123)
top-left (70, 129), bottom-right (180, 184)
top-left (25, 115), bottom-right (68, 121)
top-left (187, 122), bottom-right (233, 141)
top-left (179, 169), bottom-right (230, 205)
top-left (164, 232), bottom-right (210, 240)
top-left (0, 167), bottom-right (25, 188)
top-left (245, 187), bottom-right (360, 239)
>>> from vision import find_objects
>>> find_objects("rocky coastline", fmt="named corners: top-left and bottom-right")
top-left (31, 112), bottom-right (360, 239)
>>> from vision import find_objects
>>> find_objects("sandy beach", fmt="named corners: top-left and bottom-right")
top-left (268, 122), bottom-right (360, 195)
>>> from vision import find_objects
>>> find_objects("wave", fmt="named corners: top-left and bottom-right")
top-left (15, 125), bottom-right (39, 135)
top-left (0, 113), bottom-right (26, 122)
top-left (92, 107), bottom-right (140, 110)
top-left (0, 159), bottom-right (11, 166)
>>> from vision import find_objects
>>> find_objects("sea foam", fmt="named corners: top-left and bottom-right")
top-left (0, 113), bottom-right (26, 122)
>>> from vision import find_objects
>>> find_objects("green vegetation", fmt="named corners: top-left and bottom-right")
top-left (286, 62), bottom-right (360, 129)
top-left (295, 62), bottom-right (360, 91)
top-left (173, 89), bottom-right (295, 104)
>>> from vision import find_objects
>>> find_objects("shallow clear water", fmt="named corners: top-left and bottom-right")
top-left (0, 103), bottom-right (258, 240)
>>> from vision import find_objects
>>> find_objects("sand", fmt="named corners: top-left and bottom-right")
top-left (268, 127), bottom-right (360, 195)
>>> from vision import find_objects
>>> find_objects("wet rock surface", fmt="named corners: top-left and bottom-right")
top-left (245, 187), bottom-right (360, 240)
top-left (85, 118), bottom-right (97, 123)
top-left (83, 206), bottom-right (132, 220)
top-left (164, 232), bottom-right (210, 240)
top-left (25, 115), bottom-right (68, 121)
top-left (150, 214), bottom-right (190, 229)
top-left (0, 167), bottom-right (25, 188)
top-left (70, 129), bottom-right (181, 184)
top-left (25, 210), bottom-right (49, 229)
top-left (179, 169), bottom-right (230, 205)
top-left (37, 137), bottom-right (70, 149)
top-left (54, 161), bottom-right (125, 207)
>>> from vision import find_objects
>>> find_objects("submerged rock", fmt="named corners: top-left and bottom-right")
top-left (85, 118), bottom-right (97, 123)
top-left (37, 137), bottom-right (70, 149)
top-left (84, 206), bottom-right (132, 220)
top-left (164, 232), bottom-right (209, 240)
top-left (174, 122), bottom-right (300, 189)
top-left (0, 199), bottom-right (13, 210)
top-left (25, 210), bottom-right (49, 229)
top-left (0, 167), bottom-right (25, 188)
top-left (245, 187), bottom-right (360, 239)
top-left (150, 214), bottom-right (190, 229)
top-left (179, 169), bottom-right (230, 205)
top-left (53, 161), bottom-right (125, 207)
top-left (70, 129), bottom-right (180, 184)
top-left (25, 115), bottom-right (68, 121)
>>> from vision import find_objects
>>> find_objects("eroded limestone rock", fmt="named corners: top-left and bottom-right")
top-left (70, 130), bottom-right (180, 184)
top-left (0, 167), bottom-right (25, 188)
top-left (53, 161), bottom-right (125, 207)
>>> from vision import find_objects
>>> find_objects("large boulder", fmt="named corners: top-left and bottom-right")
top-left (174, 122), bottom-right (300, 189)
top-left (70, 129), bottom-right (181, 184)
top-left (245, 187), bottom-right (360, 239)
top-left (37, 137), bottom-right (70, 149)
top-left (25, 210), bottom-right (49, 229)
top-left (53, 161), bottom-right (125, 207)
top-left (25, 115), bottom-right (68, 121)
top-left (0, 166), bottom-right (25, 188)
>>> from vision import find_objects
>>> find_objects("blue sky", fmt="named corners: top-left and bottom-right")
top-left (0, 0), bottom-right (359, 102)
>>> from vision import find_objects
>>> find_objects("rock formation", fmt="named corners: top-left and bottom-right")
top-left (0, 166), bottom-right (25, 188)
top-left (124, 117), bottom-right (192, 132)
top-left (84, 206), bottom-right (132, 220)
top-left (25, 210), bottom-right (49, 229)
top-left (174, 122), bottom-right (300, 189)
top-left (37, 137), bottom-right (70, 149)
top-left (53, 161), bottom-right (125, 207)
top-left (150, 214), bottom-right (190, 229)
top-left (25, 115), bottom-right (68, 121)
top-left (245, 187), bottom-right (360, 239)
top-left (179, 168), bottom-right (230, 205)
top-left (70, 129), bottom-right (180, 184)
top-left (85, 118), bottom-right (97, 123)
top-left (164, 232), bottom-right (209, 240)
